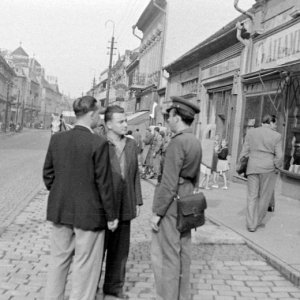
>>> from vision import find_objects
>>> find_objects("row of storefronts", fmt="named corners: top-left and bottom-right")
top-left (87, 0), bottom-right (299, 200)
top-left (163, 0), bottom-right (300, 200)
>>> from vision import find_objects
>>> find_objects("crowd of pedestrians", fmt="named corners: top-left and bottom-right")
top-left (138, 125), bottom-right (172, 181)
top-left (42, 94), bottom-right (283, 300)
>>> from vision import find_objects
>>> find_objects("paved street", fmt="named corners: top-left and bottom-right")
top-left (0, 178), bottom-right (300, 299)
top-left (0, 129), bottom-right (50, 230)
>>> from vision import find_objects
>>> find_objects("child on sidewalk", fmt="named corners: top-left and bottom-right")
top-left (212, 135), bottom-right (220, 187)
top-left (212, 139), bottom-right (229, 189)
top-left (199, 164), bottom-right (211, 189)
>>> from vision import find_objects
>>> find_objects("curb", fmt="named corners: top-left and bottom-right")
top-left (246, 239), bottom-right (300, 287)
top-left (206, 214), bottom-right (300, 287)
top-left (0, 183), bottom-right (43, 236)
top-left (143, 178), bottom-right (300, 287)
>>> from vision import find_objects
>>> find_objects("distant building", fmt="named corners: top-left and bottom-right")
top-left (0, 53), bottom-right (16, 130)
top-left (2, 45), bottom-right (71, 129)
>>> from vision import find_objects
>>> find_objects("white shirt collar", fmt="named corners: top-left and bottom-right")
top-left (75, 124), bottom-right (94, 133)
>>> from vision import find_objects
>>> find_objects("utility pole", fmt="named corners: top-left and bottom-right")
top-left (105, 20), bottom-right (116, 107)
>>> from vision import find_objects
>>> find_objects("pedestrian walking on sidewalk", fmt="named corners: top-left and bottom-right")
top-left (43, 96), bottom-right (118, 300)
top-left (157, 130), bottom-right (171, 183)
top-left (211, 134), bottom-right (221, 187)
top-left (239, 114), bottom-right (283, 232)
top-left (97, 105), bottom-right (143, 299)
top-left (151, 96), bottom-right (202, 300)
top-left (212, 139), bottom-right (230, 189)
top-left (133, 128), bottom-right (143, 167)
top-left (142, 128), bottom-right (154, 178)
top-left (152, 126), bottom-right (163, 179)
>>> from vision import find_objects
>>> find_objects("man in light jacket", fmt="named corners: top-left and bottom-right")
top-left (239, 114), bottom-right (283, 232)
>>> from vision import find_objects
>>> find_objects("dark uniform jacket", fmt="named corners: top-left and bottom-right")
top-left (152, 128), bottom-right (202, 217)
top-left (43, 125), bottom-right (116, 231)
top-left (108, 137), bottom-right (143, 221)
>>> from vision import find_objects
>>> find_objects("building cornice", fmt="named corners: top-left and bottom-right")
top-left (164, 14), bottom-right (247, 74)
top-left (135, 0), bottom-right (166, 32)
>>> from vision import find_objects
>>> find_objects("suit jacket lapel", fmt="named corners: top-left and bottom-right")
top-left (124, 139), bottom-right (134, 176)
top-left (109, 143), bottom-right (122, 175)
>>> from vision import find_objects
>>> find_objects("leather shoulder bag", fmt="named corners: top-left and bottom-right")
top-left (236, 156), bottom-right (248, 177)
top-left (176, 191), bottom-right (207, 233)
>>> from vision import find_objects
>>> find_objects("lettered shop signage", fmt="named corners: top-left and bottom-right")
top-left (202, 56), bottom-right (240, 80)
top-left (252, 22), bottom-right (300, 72)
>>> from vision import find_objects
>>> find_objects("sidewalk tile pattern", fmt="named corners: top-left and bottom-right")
top-left (0, 183), bottom-right (299, 299)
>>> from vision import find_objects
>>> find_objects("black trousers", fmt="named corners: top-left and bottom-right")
top-left (103, 220), bottom-right (131, 295)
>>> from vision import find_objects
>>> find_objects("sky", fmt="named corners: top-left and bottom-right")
top-left (0, 0), bottom-right (255, 98)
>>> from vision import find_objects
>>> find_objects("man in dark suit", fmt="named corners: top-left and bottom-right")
top-left (98, 105), bottom-right (143, 299)
top-left (239, 114), bottom-right (283, 232)
top-left (43, 96), bottom-right (118, 300)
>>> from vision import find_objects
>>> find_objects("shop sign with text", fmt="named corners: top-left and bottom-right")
top-left (202, 56), bottom-right (240, 80)
top-left (251, 22), bottom-right (300, 72)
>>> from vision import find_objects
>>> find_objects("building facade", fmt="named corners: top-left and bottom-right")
top-left (239, 0), bottom-right (300, 199)
top-left (164, 0), bottom-right (300, 200)
top-left (1, 46), bottom-right (71, 129)
top-left (0, 54), bottom-right (15, 131)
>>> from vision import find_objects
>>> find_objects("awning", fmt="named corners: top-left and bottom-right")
top-left (127, 111), bottom-right (149, 125)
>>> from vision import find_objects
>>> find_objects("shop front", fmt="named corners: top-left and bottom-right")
top-left (242, 19), bottom-right (300, 199)
top-left (200, 53), bottom-right (241, 158)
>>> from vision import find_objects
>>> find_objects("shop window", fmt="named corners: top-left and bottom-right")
top-left (135, 98), bottom-right (141, 111)
top-left (208, 89), bottom-right (234, 151)
top-left (243, 94), bottom-right (284, 140)
top-left (283, 75), bottom-right (300, 174)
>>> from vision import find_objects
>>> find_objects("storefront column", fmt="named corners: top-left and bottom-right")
top-left (198, 81), bottom-right (208, 140)
top-left (230, 46), bottom-right (249, 178)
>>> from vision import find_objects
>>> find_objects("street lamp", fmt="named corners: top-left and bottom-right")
top-left (4, 81), bottom-right (13, 133)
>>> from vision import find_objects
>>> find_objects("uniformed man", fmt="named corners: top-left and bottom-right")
top-left (151, 96), bottom-right (202, 300)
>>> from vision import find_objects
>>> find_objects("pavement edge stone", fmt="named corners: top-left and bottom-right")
top-left (0, 182), bottom-right (43, 236)
top-left (207, 213), bottom-right (300, 287)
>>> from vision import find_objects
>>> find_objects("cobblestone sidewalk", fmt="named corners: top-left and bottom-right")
top-left (0, 182), bottom-right (300, 299)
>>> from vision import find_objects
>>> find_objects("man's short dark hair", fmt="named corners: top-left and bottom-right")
top-left (127, 130), bottom-right (132, 135)
top-left (136, 128), bottom-right (139, 132)
top-left (73, 96), bottom-right (98, 117)
top-left (172, 107), bottom-right (194, 126)
top-left (104, 105), bottom-right (125, 123)
top-left (154, 127), bottom-right (160, 132)
top-left (262, 114), bottom-right (276, 124)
